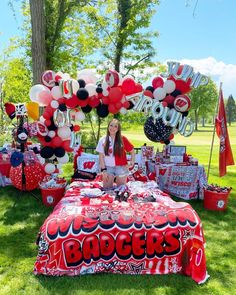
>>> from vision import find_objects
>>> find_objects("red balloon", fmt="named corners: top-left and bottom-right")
top-left (57, 97), bottom-right (66, 104)
top-left (77, 98), bottom-right (89, 107)
top-left (170, 78), bottom-right (192, 94)
top-left (115, 101), bottom-right (122, 110)
top-left (88, 95), bottom-right (100, 108)
top-left (163, 95), bottom-right (175, 107)
top-left (152, 76), bottom-right (164, 89)
top-left (135, 83), bottom-right (143, 93)
top-left (61, 141), bottom-right (71, 153)
top-left (108, 87), bottom-right (123, 103)
top-left (43, 111), bottom-right (52, 120)
top-left (62, 140), bottom-right (73, 152)
top-left (73, 125), bottom-right (80, 132)
top-left (108, 104), bottom-right (119, 114)
top-left (169, 134), bottom-right (174, 140)
top-left (52, 136), bottom-right (63, 147)
top-left (10, 162), bottom-right (45, 191)
top-left (143, 90), bottom-right (153, 98)
top-left (45, 119), bottom-right (52, 127)
top-left (121, 78), bottom-right (136, 95)
top-left (102, 96), bottom-right (109, 105)
top-left (123, 101), bottom-right (130, 109)
top-left (65, 95), bottom-right (79, 109)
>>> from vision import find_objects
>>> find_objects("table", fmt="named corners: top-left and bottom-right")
top-left (153, 163), bottom-right (207, 200)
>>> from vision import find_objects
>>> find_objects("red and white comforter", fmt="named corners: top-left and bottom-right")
top-left (34, 180), bottom-right (209, 284)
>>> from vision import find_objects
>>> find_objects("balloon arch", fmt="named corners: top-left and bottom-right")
top-left (5, 62), bottom-right (209, 177)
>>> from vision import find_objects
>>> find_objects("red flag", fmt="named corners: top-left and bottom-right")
top-left (215, 88), bottom-right (235, 176)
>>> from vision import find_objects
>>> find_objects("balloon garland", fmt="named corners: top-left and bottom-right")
top-left (5, 62), bottom-right (209, 175)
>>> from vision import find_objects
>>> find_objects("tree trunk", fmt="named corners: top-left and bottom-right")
top-left (194, 110), bottom-right (198, 131)
top-left (30, 0), bottom-right (46, 84)
top-left (202, 117), bottom-right (205, 127)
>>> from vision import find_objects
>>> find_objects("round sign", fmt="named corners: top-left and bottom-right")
top-left (173, 95), bottom-right (191, 112)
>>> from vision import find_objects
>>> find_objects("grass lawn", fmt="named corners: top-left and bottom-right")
top-left (0, 123), bottom-right (235, 295)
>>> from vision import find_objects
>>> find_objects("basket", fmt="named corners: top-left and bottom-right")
top-left (40, 180), bottom-right (67, 207)
top-left (203, 189), bottom-right (231, 211)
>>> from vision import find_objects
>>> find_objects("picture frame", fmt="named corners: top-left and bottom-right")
top-left (170, 145), bottom-right (186, 156)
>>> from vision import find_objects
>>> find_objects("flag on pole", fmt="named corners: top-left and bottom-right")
top-left (215, 88), bottom-right (235, 176)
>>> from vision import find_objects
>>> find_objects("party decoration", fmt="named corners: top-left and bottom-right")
top-left (10, 161), bottom-right (44, 191)
top-left (144, 117), bottom-right (173, 142)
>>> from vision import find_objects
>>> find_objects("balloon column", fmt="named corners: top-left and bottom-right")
top-left (30, 69), bottom-right (142, 175)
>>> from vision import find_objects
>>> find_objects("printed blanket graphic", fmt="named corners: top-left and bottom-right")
top-left (34, 181), bottom-right (208, 283)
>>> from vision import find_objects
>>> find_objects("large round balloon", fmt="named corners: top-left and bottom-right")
top-left (9, 161), bottom-right (44, 191)
top-left (144, 117), bottom-right (173, 143)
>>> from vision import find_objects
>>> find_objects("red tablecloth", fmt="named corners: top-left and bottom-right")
top-left (34, 180), bottom-right (209, 284)
top-left (0, 160), bottom-right (11, 177)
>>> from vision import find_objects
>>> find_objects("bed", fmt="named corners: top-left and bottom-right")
top-left (34, 179), bottom-right (209, 284)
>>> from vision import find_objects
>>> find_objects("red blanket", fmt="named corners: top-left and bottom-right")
top-left (34, 180), bottom-right (209, 284)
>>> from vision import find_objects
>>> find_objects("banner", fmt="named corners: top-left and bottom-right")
top-left (215, 89), bottom-right (235, 176)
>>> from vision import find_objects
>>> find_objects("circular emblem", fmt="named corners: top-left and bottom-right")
top-left (47, 195), bottom-right (54, 204)
top-left (217, 200), bottom-right (225, 208)
top-left (174, 95), bottom-right (191, 112)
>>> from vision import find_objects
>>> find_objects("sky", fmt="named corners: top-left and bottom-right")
top-left (0, 0), bottom-right (236, 98)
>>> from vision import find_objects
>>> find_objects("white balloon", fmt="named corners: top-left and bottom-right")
top-left (45, 163), bottom-right (56, 174)
top-left (48, 130), bottom-right (56, 138)
top-left (77, 69), bottom-right (97, 84)
top-left (163, 80), bottom-right (176, 94)
top-left (62, 73), bottom-right (71, 80)
top-left (153, 87), bottom-right (167, 101)
top-left (51, 86), bottom-right (62, 100)
top-left (57, 153), bottom-right (69, 164)
top-left (75, 111), bottom-right (85, 121)
top-left (29, 84), bottom-right (50, 102)
top-left (50, 100), bottom-right (59, 109)
top-left (57, 126), bottom-right (71, 139)
top-left (85, 83), bottom-right (97, 96)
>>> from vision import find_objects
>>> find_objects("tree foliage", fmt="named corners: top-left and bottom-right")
top-left (226, 94), bottom-right (236, 126)
top-left (188, 78), bottom-right (218, 130)
top-left (86, 0), bottom-right (159, 75)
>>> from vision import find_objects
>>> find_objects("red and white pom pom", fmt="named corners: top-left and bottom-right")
top-left (105, 70), bottom-right (120, 87)
top-left (174, 95), bottom-right (191, 112)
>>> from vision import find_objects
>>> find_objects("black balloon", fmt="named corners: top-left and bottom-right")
top-left (77, 79), bottom-right (86, 88)
top-left (96, 86), bottom-right (103, 93)
top-left (54, 147), bottom-right (65, 158)
top-left (144, 116), bottom-right (173, 142)
top-left (145, 86), bottom-right (154, 93)
top-left (59, 103), bottom-right (67, 112)
top-left (96, 103), bottom-right (109, 118)
top-left (76, 89), bottom-right (89, 100)
top-left (45, 136), bottom-right (52, 142)
top-left (171, 89), bottom-right (182, 97)
top-left (81, 105), bottom-right (92, 113)
top-left (40, 146), bottom-right (54, 159)
top-left (182, 111), bottom-right (189, 117)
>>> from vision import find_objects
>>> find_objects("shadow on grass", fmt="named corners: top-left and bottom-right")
top-left (35, 272), bottom-right (201, 295)
top-left (1, 186), bottom-right (51, 226)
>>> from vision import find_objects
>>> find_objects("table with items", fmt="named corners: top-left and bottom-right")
top-left (155, 163), bottom-right (207, 200)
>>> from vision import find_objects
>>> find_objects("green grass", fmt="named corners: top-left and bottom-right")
top-left (0, 124), bottom-right (236, 295)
